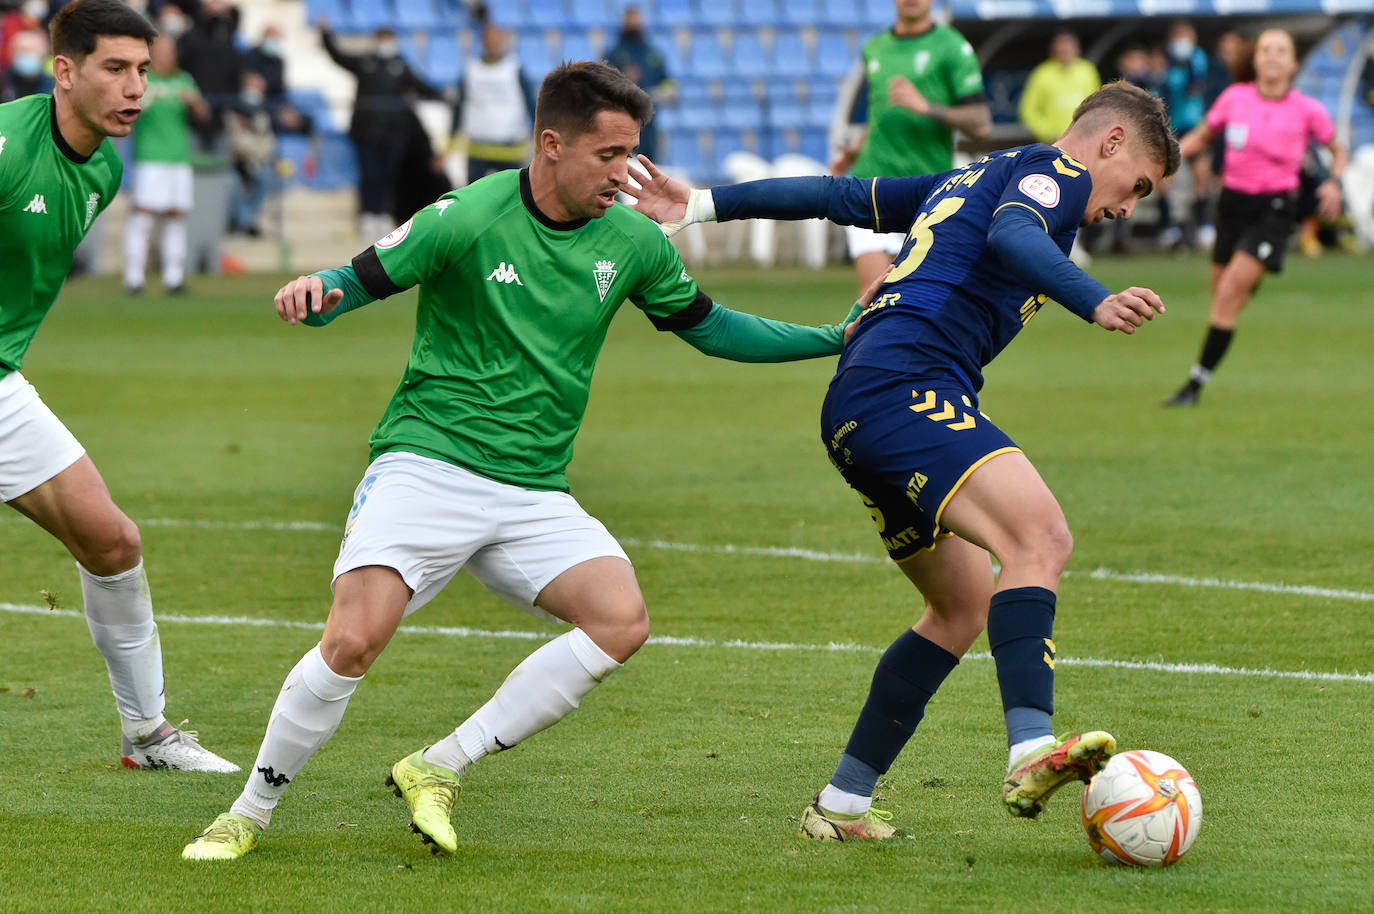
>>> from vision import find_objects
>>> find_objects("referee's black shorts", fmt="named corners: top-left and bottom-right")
top-left (1212, 187), bottom-right (1298, 273)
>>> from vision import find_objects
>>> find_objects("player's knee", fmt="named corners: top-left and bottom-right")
top-left (584, 596), bottom-right (649, 662)
top-left (1002, 520), bottom-right (1072, 577)
top-left (76, 516), bottom-right (142, 576)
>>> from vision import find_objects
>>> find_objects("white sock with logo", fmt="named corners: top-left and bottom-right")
top-left (232, 644), bottom-right (361, 828)
top-left (80, 561), bottom-right (168, 740)
top-left (123, 211), bottom-right (153, 289)
top-left (161, 215), bottom-right (188, 288)
top-left (423, 628), bottom-right (620, 776)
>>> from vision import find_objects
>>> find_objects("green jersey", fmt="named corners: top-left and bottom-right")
top-left (852, 25), bottom-right (985, 179)
top-left (0, 94), bottom-right (121, 374)
top-left (132, 70), bottom-right (198, 164)
top-left (341, 168), bottom-right (702, 492)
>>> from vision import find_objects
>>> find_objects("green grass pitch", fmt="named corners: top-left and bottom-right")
top-left (2, 253), bottom-right (1371, 912)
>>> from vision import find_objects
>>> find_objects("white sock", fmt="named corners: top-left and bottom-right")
top-left (817, 784), bottom-right (871, 816)
top-left (161, 215), bottom-right (187, 288)
top-left (123, 210), bottom-right (153, 288)
top-left (232, 644), bottom-right (361, 828)
top-left (1008, 735), bottom-right (1057, 772)
top-left (431, 628), bottom-right (620, 774)
top-left (80, 561), bottom-right (167, 737)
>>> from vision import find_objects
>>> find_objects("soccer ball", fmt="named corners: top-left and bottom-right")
top-left (1080, 749), bottom-right (1201, 867)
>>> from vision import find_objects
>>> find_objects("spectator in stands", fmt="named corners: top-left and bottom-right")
top-left (456, 22), bottom-right (535, 183)
top-left (1, 1), bottom-right (50, 67)
top-left (175, 0), bottom-right (244, 152)
top-left (605, 4), bottom-right (674, 162)
top-left (1157, 20), bottom-right (1215, 251)
top-left (242, 22), bottom-right (286, 101)
top-left (1164, 28), bottom-right (1347, 406)
top-left (0, 28), bottom-right (53, 102)
top-left (318, 15), bottom-right (440, 240)
top-left (1019, 30), bottom-right (1100, 144)
top-left (830, 0), bottom-right (990, 294)
top-left (123, 34), bottom-right (211, 295)
top-left (227, 71), bottom-right (280, 237)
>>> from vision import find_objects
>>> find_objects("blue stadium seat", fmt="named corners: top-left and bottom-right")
top-left (651, 29), bottom-right (684, 74)
top-left (517, 32), bottom-right (556, 78)
top-left (677, 101), bottom-right (717, 130)
top-left (568, 0), bottom-right (614, 28)
top-left (729, 32), bottom-right (769, 79)
top-left (286, 89), bottom-right (336, 134)
top-left (779, 0), bottom-right (820, 27)
top-left (675, 76), bottom-right (714, 105)
top-left (771, 30), bottom-right (811, 79)
top-left (485, 0), bottom-right (529, 27)
top-left (560, 30), bottom-right (602, 63)
top-left (348, 0), bottom-right (392, 33)
top-left (426, 32), bottom-right (463, 88)
top-left (686, 31), bottom-right (728, 79)
top-left (394, 0), bottom-right (442, 31)
top-left (663, 128), bottom-right (708, 180)
top-left (696, 0), bottom-right (737, 27)
top-left (526, 0), bottom-right (573, 29)
top-left (435, 0), bottom-right (470, 27)
top-left (305, 0), bottom-right (347, 28)
top-left (860, 0), bottom-right (891, 28)
top-left (815, 31), bottom-right (854, 77)
top-left (712, 127), bottom-right (756, 160)
top-left (765, 98), bottom-right (805, 132)
top-left (818, 0), bottom-right (858, 27)
top-left (398, 31), bottom-right (425, 73)
top-left (721, 98), bottom-right (761, 129)
top-left (735, 0), bottom-right (778, 28)
top-left (654, 0), bottom-right (695, 28)
top-left (798, 127), bottom-right (828, 162)
top-left (804, 92), bottom-right (836, 128)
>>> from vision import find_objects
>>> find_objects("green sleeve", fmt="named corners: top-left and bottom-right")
top-left (301, 263), bottom-right (377, 327)
top-left (672, 299), bottom-right (861, 363)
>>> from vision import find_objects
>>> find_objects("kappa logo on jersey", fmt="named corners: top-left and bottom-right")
top-left (433, 199), bottom-right (454, 215)
top-left (593, 260), bottom-right (617, 302)
top-left (84, 192), bottom-right (100, 230)
top-left (23, 194), bottom-right (47, 214)
top-left (375, 218), bottom-right (412, 249)
top-left (0, 134), bottom-right (7, 159)
top-left (487, 261), bottom-right (523, 285)
top-left (1017, 174), bottom-right (1060, 208)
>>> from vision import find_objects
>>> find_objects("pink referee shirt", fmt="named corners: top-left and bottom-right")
top-left (1207, 82), bottom-right (1335, 195)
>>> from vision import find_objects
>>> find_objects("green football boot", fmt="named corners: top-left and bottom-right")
top-left (182, 812), bottom-right (262, 861)
top-left (386, 749), bottom-right (462, 855)
top-left (799, 796), bottom-right (898, 841)
top-left (1002, 731), bottom-right (1116, 818)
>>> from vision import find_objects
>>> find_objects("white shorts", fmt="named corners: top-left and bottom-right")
top-left (0, 371), bottom-right (86, 502)
top-left (131, 161), bottom-right (194, 212)
top-left (845, 224), bottom-right (906, 259)
top-left (333, 451), bottom-right (630, 621)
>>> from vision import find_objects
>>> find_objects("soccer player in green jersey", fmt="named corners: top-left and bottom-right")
top-left (0, 0), bottom-right (237, 772)
top-left (831, 0), bottom-right (990, 294)
top-left (122, 33), bottom-right (208, 295)
top-left (182, 60), bottom-right (862, 861)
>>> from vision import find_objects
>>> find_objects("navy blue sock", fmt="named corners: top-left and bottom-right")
top-left (987, 586), bottom-right (1057, 744)
top-left (839, 629), bottom-right (959, 781)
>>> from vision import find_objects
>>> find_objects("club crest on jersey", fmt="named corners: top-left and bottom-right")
top-left (593, 260), bottom-right (617, 302)
top-left (84, 192), bottom-right (100, 230)
top-left (376, 218), bottom-right (412, 249)
top-left (1017, 174), bottom-right (1060, 208)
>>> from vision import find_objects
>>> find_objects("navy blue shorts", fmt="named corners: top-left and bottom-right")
top-left (821, 366), bottom-right (1020, 561)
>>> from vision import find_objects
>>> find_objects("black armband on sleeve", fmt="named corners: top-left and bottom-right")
top-left (955, 91), bottom-right (989, 106)
top-left (350, 247), bottom-right (404, 300)
top-left (648, 289), bottom-right (713, 331)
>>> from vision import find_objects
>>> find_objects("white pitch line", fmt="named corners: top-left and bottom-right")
top-left (5, 515), bottom-right (1373, 604)
top-left (4, 601), bottom-right (1371, 685)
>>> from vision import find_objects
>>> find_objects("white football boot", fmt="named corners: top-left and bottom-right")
top-left (120, 720), bottom-right (240, 772)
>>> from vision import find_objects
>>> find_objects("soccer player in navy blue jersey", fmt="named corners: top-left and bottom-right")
top-left (631, 82), bottom-right (1180, 839)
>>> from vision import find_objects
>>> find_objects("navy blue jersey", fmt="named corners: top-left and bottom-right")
top-left (836, 144), bottom-right (1098, 394)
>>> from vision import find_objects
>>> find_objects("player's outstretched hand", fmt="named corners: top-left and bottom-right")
top-left (627, 155), bottom-right (691, 234)
top-left (843, 267), bottom-right (893, 345)
top-left (1091, 286), bottom-right (1165, 334)
top-left (274, 275), bottom-right (342, 325)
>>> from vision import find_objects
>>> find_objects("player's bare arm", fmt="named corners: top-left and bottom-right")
top-left (274, 275), bottom-right (342, 325)
top-left (1091, 286), bottom-right (1165, 334)
top-left (887, 76), bottom-right (991, 139)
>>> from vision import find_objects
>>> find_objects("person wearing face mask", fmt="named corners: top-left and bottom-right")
top-left (242, 23), bottom-right (285, 101)
top-left (318, 16), bottom-right (443, 242)
top-left (1, 28), bottom-right (54, 102)
top-left (1157, 20), bottom-right (1215, 251)
top-left (172, 0), bottom-right (243, 151)
top-left (605, 5), bottom-right (672, 163)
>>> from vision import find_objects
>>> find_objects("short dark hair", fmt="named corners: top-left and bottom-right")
top-left (1070, 80), bottom-right (1182, 178)
top-left (51, 0), bottom-right (157, 63)
top-left (534, 60), bottom-right (653, 139)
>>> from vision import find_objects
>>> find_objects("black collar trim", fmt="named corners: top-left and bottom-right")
top-left (49, 95), bottom-right (94, 164)
top-left (519, 167), bottom-right (590, 231)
